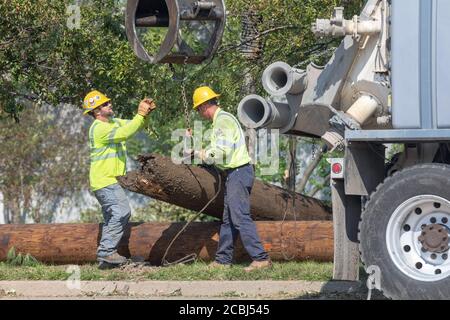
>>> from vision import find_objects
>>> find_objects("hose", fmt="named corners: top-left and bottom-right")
top-left (161, 165), bottom-right (222, 266)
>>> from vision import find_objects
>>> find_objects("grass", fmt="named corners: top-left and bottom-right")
top-left (6, 247), bottom-right (39, 267)
top-left (0, 261), bottom-right (333, 282)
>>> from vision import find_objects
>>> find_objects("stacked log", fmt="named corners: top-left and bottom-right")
top-left (0, 155), bottom-right (335, 265)
top-left (0, 222), bottom-right (333, 264)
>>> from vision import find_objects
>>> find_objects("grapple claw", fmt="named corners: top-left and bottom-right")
top-left (125, 0), bottom-right (226, 64)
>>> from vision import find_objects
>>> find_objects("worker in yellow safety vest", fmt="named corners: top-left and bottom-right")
top-left (190, 86), bottom-right (272, 272)
top-left (82, 90), bottom-right (156, 267)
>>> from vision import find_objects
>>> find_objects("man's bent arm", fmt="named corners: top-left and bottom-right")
top-left (97, 114), bottom-right (146, 144)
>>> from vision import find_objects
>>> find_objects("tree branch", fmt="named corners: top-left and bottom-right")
top-left (308, 174), bottom-right (330, 198)
top-left (218, 25), bottom-right (298, 54)
top-left (297, 142), bottom-right (327, 193)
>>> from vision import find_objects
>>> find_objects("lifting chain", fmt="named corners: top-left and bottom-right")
top-left (170, 55), bottom-right (191, 130)
top-left (181, 80), bottom-right (191, 131)
top-left (161, 166), bottom-right (222, 267)
top-left (181, 56), bottom-right (191, 131)
top-left (170, 56), bottom-right (193, 162)
top-left (162, 56), bottom-right (222, 267)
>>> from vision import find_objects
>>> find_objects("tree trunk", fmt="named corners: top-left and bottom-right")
top-left (308, 174), bottom-right (331, 198)
top-left (283, 137), bottom-right (298, 189)
top-left (297, 143), bottom-right (327, 193)
top-left (0, 222), bottom-right (333, 264)
top-left (9, 197), bottom-right (21, 224)
top-left (118, 154), bottom-right (331, 221)
top-left (3, 205), bottom-right (10, 225)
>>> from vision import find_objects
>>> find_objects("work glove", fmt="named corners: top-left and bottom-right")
top-left (138, 102), bottom-right (149, 117)
top-left (182, 130), bottom-right (209, 163)
top-left (182, 148), bottom-right (206, 163)
top-left (144, 98), bottom-right (157, 112)
top-left (194, 149), bottom-right (207, 162)
top-left (138, 98), bottom-right (157, 117)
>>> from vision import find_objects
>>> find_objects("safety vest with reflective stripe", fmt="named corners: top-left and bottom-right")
top-left (205, 108), bottom-right (251, 169)
top-left (89, 114), bottom-right (146, 191)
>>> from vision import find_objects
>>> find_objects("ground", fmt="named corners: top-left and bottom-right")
top-left (0, 261), bottom-right (387, 299)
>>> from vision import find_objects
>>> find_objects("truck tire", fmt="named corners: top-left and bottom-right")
top-left (359, 163), bottom-right (450, 299)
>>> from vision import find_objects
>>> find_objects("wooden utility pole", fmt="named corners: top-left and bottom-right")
top-left (0, 222), bottom-right (334, 264)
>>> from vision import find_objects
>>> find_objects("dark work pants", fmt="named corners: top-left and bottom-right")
top-left (215, 164), bottom-right (269, 264)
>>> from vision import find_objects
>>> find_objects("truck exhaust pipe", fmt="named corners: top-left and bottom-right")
top-left (237, 94), bottom-right (296, 133)
top-left (262, 61), bottom-right (307, 96)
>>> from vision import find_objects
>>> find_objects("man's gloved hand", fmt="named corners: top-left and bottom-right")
top-left (144, 98), bottom-right (157, 112)
top-left (138, 98), bottom-right (157, 117)
top-left (183, 149), bottom-right (206, 163)
top-left (194, 149), bottom-right (206, 161)
top-left (138, 101), bottom-right (150, 117)
top-left (182, 147), bottom-right (194, 161)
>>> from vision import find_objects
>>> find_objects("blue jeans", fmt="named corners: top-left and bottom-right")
top-left (215, 164), bottom-right (269, 264)
top-left (94, 183), bottom-right (131, 258)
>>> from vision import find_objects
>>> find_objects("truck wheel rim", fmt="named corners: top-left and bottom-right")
top-left (386, 195), bottom-right (450, 282)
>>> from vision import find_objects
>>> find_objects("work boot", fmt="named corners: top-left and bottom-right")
top-left (97, 252), bottom-right (127, 265)
top-left (208, 261), bottom-right (231, 269)
top-left (244, 259), bottom-right (272, 272)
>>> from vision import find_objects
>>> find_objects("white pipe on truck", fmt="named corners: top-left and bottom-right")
top-left (345, 94), bottom-right (379, 125)
top-left (237, 94), bottom-right (295, 133)
top-left (262, 61), bottom-right (307, 96)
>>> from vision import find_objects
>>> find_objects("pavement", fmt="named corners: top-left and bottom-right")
top-left (0, 280), bottom-right (384, 300)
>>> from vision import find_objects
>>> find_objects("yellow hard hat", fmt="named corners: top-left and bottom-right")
top-left (192, 86), bottom-right (220, 110)
top-left (82, 90), bottom-right (111, 115)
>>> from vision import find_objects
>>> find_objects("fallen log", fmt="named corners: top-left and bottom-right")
top-left (118, 153), bottom-right (331, 221)
top-left (0, 222), bottom-right (333, 264)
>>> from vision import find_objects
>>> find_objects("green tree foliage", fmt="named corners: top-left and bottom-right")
top-left (0, 0), bottom-right (366, 224)
top-left (79, 200), bottom-right (217, 223)
top-left (1, 0), bottom-right (364, 140)
top-left (132, 201), bottom-right (217, 223)
top-left (0, 0), bottom-right (154, 117)
top-left (0, 103), bottom-right (89, 223)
